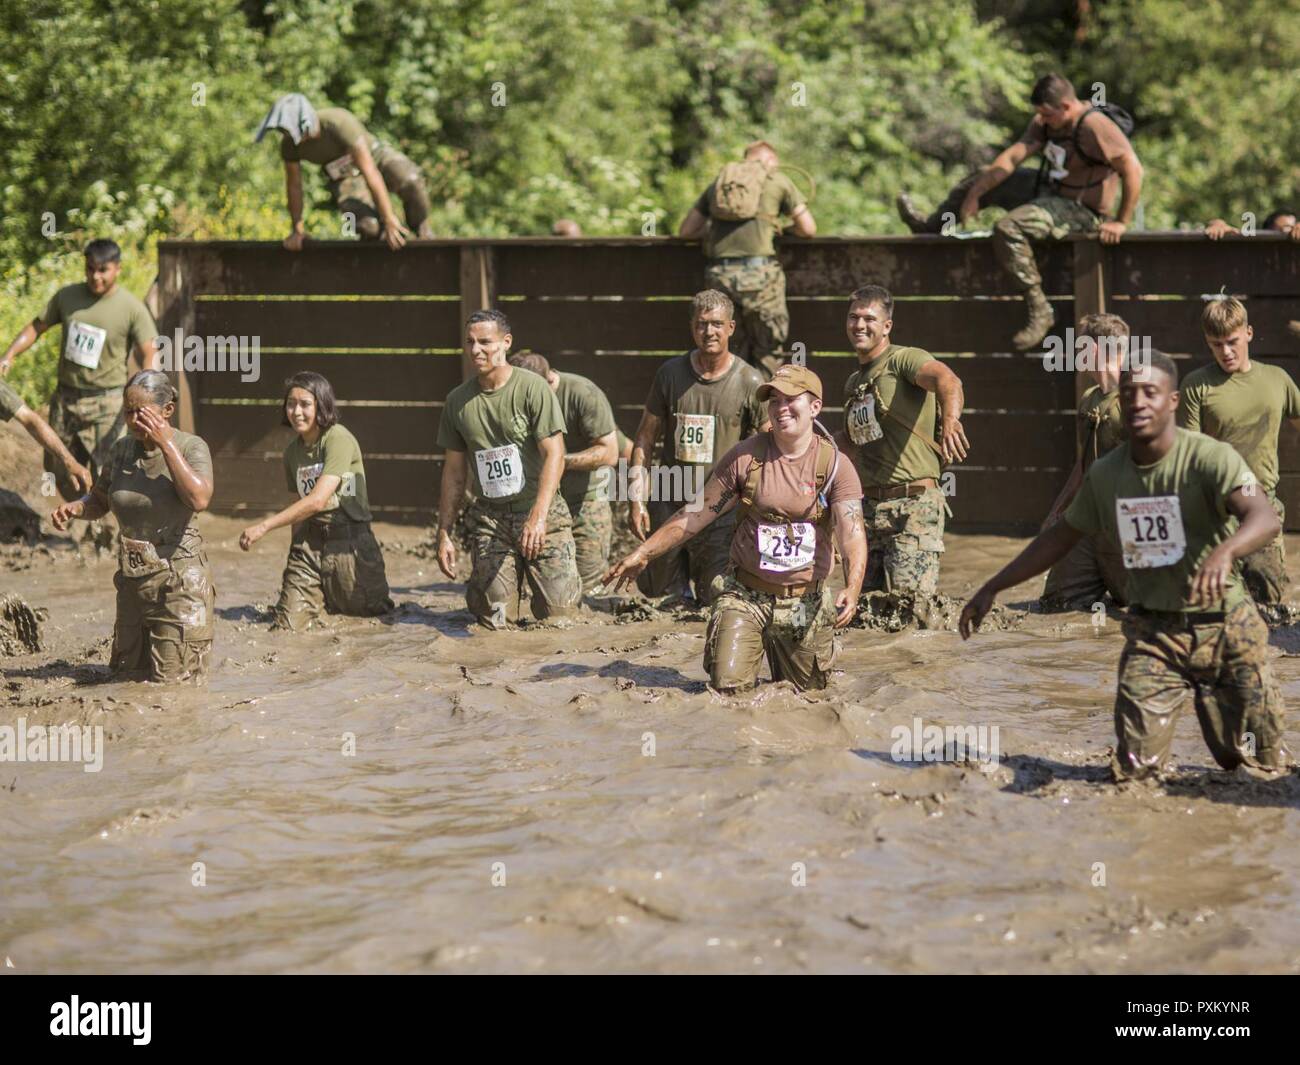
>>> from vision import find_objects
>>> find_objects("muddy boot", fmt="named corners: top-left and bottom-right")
top-left (1011, 287), bottom-right (1055, 351)
top-left (896, 192), bottom-right (936, 234)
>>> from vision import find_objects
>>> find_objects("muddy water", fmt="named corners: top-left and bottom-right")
top-left (2, 514), bottom-right (1300, 975)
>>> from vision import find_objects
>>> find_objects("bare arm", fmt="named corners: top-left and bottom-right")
top-left (50, 482), bottom-right (112, 530)
top-left (832, 498), bottom-right (867, 626)
top-left (1110, 150), bottom-right (1143, 227)
top-left (13, 407), bottom-right (91, 492)
top-left (283, 161), bottom-right (307, 250)
top-left (566, 430), bottom-right (618, 473)
top-left (914, 359), bottom-right (969, 463)
top-left (240, 474), bottom-right (342, 550)
top-left (961, 140), bottom-right (1034, 218)
top-left (158, 439), bottom-right (213, 512)
top-left (436, 449), bottom-right (469, 579)
top-left (0, 319), bottom-right (47, 374)
top-left (960, 519), bottom-right (1083, 638)
top-left (518, 432), bottom-right (566, 560)
top-left (627, 408), bottom-right (663, 540)
top-left (1041, 456), bottom-right (1085, 531)
top-left (789, 203), bottom-right (816, 237)
top-left (1191, 486), bottom-right (1282, 606)
top-left (678, 207), bottom-right (708, 240)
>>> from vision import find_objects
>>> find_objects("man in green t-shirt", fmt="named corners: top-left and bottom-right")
top-left (961, 352), bottom-right (1288, 782)
top-left (436, 311), bottom-right (581, 627)
top-left (0, 239), bottom-right (157, 501)
top-left (1179, 297), bottom-right (1300, 612)
top-left (838, 285), bottom-right (970, 599)
top-left (255, 93), bottom-right (435, 251)
top-left (628, 290), bottom-right (767, 606)
top-left (0, 378), bottom-right (93, 495)
top-left (679, 140), bottom-right (816, 376)
top-left (1039, 313), bottom-right (1131, 610)
top-left (507, 351), bottom-right (619, 594)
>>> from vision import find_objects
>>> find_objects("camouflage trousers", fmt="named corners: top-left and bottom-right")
top-left (638, 499), bottom-right (734, 606)
top-left (566, 496), bottom-right (612, 593)
top-left (466, 494), bottom-right (581, 627)
top-left (992, 195), bottom-right (1101, 291)
top-left (1239, 493), bottom-right (1288, 607)
top-left (46, 386), bottom-right (125, 501)
top-left (331, 142), bottom-right (434, 240)
top-left (919, 166), bottom-right (1046, 233)
top-left (1040, 528), bottom-right (1128, 611)
top-left (704, 573), bottom-right (839, 692)
top-left (1112, 600), bottom-right (1289, 780)
top-left (272, 518), bottom-right (394, 631)
top-left (705, 258), bottom-right (789, 372)
top-left (863, 486), bottom-right (946, 596)
top-left (111, 547), bottom-right (214, 683)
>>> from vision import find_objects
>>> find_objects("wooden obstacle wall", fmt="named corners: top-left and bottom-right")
top-left (155, 234), bottom-right (1300, 533)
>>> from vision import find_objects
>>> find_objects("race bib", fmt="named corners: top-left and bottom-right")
top-left (675, 413), bottom-right (714, 464)
top-left (1044, 141), bottom-right (1069, 181)
top-left (119, 536), bottom-right (168, 578)
top-left (324, 153), bottom-right (358, 182)
top-left (757, 522), bottom-right (816, 572)
top-left (475, 444), bottom-right (524, 499)
top-left (65, 320), bottom-right (107, 370)
top-left (1117, 496), bottom-right (1186, 569)
top-left (846, 393), bottom-right (883, 445)
top-left (296, 462), bottom-right (324, 499)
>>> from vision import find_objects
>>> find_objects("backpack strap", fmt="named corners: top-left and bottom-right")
top-left (737, 434), bottom-right (839, 529)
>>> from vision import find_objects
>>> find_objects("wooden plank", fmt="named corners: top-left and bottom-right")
top-left (193, 299), bottom-right (462, 349)
top-left (945, 468), bottom-right (1063, 533)
top-left (459, 245), bottom-right (497, 379)
top-left (1109, 296), bottom-right (1300, 356)
top-left (951, 412), bottom-right (1075, 468)
top-left (198, 352), bottom-right (463, 401)
top-left (156, 245), bottom-right (225, 433)
top-left (199, 404), bottom-right (439, 457)
top-left (209, 454), bottom-right (442, 515)
top-left (1111, 240), bottom-right (1300, 297)
top-left (191, 244), bottom-right (461, 297)
top-left (1072, 239), bottom-right (1110, 407)
top-left (497, 243), bottom-right (704, 297)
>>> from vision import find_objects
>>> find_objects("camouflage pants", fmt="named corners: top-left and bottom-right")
top-left (272, 518), bottom-right (394, 631)
top-left (331, 143), bottom-right (433, 240)
top-left (639, 499), bottom-right (734, 606)
top-left (1112, 600), bottom-right (1289, 780)
top-left (466, 494), bottom-right (581, 627)
top-left (704, 573), bottom-right (838, 692)
top-left (863, 486), bottom-right (946, 596)
top-left (705, 258), bottom-right (789, 371)
top-left (566, 496), bottom-right (612, 593)
top-left (111, 548), bottom-right (214, 683)
top-left (1040, 528), bottom-right (1128, 611)
top-left (46, 387), bottom-right (125, 501)
top-left (921, 166), bottom-right (1046, 233)
top-left (992, 195), bottom-right (1101, 291)
top-left (1239, 493), bottom-right (1288, 606)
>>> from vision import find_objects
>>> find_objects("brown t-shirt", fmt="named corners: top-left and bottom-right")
top-left (1020, 110), bottom-right (1133, 216)
top-left (712, 433), bottom-right (862, 586)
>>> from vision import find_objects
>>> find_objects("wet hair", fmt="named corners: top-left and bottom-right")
top-left (1076, 312), bottom-right (1130, 340)
top-left (466, 309), bottom-right (511, 338)
top-left (1264, 209), bottom-right (1297, 231)
top-left (1201, 296), bottom-right (1249, 338)
top-left (1031, 74), bottom-right (1075, 108)
top-left (692, 289), bottom-right (734, 322)
top-left (124, 369), bottom-right (175, 407)
top-left (1123, 348), bottom-right (1178, 389)
top-left (508, 350), bottom-right (551, 377)
top-left (281, 371), bottom-right (339, 429)
top-left (849, 284), bottom-right (894, 319)
top-left (85, 239), bottom-right (122, 267)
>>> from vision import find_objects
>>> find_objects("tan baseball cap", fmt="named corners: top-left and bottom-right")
top-left (756, 364), bottom-right (823, 402)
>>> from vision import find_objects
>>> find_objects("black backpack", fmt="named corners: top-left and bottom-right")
top-left (1039, 103), bottom-right (1136, 191)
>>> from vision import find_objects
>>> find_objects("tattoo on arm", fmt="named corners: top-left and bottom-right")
top-left (710, 485), bottom-right (736, 515)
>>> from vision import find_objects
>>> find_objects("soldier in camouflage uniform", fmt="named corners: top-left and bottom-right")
top-left (963, 352), bottom-right (1290, 781)
top-left (679, 141), bottom-right (816, 376)
top-left (896, 74), bottom-right (1142, 352)
top-left (839, 286), bottom-right (970, 598)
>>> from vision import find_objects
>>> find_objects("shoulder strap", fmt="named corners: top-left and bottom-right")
top-left (737, 436), bottom-right (770, 524)
top-left (879, 399), bottom-right (946, 459)
top-left (737, 434), bottom-right (838, 527)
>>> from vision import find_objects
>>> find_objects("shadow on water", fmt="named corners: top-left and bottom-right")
top-left (535, 659), bottom-right (704, 692)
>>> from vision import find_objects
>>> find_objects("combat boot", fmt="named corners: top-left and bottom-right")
top-left (896, 192), bottom-right (937, 235)
top-left (1011, 287), bottom-right (1054, 351)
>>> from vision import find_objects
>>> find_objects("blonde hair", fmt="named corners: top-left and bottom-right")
top-left (1076, 313), bottom-right (1130, 340)
top-left (1202, 297), bottom-right (1249, 338)
top-left (692, 289), bottom-right (734, 322)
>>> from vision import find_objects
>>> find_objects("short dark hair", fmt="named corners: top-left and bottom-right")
top-left (508, 350), bottom-right (551, 377)
top-left (849, 284), bottom-right (894, 319)
top-left (1264, 209), bottom-right (1297, 231)
top-left (281, 371), bottom-right (339, 430)
top-left (125, 369), bottom-right (175, 407)
top-left (1030, 74), bottom-right (1076, 108)
top-left (466, 309), bottom-right (511, 337)
top-left (84, 239), bottom-right (122, 266)
top-left (1124, 348), bottom-right (1178, 389)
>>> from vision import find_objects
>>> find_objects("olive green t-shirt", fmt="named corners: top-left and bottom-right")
top-left (283, 423), bottom-right (372, 523)
top-left (1178, 360), bottom-right (1300, 494)
top-left (1064, 429), bottom-right (1254, 612)
top-left (41, 283), bottom-right (157, 392)
top-left (842, 345), bottom-right (942, 489)
top-left (438, 367), bottom-right (567, 509)
top-left (1078, 384), bottom-right (1125, 467)
top-left (97, 430), bottom-right (212, 556)
top-left (694, 171), bottom-right (804, 259)
top-left (279, 107), bottom-right (379, 173)
top-left (644, 352), bottom-right (766, 484)
top-left (554, 371), bottom-right (617, 504)
top-left (0, 379), bottom-right (25, 421)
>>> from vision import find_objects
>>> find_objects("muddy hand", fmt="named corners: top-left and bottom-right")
top-left (834, 588), bottom-right (857, 628)
top-left (959, 587), bottom-right (995, 640)
top-left (437, 532), bottom-right (457, 580)
top-left (50, 499), bottom-right (84, 532)
top-left (1189, 545), bottom-right (1233, 607)
top-left (603, 549), bottom-right (647, 594)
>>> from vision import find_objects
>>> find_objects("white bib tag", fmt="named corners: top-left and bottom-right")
top-left (65, 320), bottom-right (107, 369)
top-left (846, 393), bottom-right (883, 445)
top-left (324, 153), bottom-right (358, 181)
top-left (674, 413), bottom-right (715, 464)
top-left (119, 536), bottom-right (167, 578)
top-left (1045, 142), bottom-right (1069, 181)
top-left (1117, 495), bottom-right (1186, 569)
top-left (476, 444), bottom-right (524, 498)
top-left (757, 522), bottom-right (816, 572)
top-left (296, 462), bottom-right (324, 499)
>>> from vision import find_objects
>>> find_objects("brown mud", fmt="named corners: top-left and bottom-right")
top-left (3, 422), bottom-right (1300, 973)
